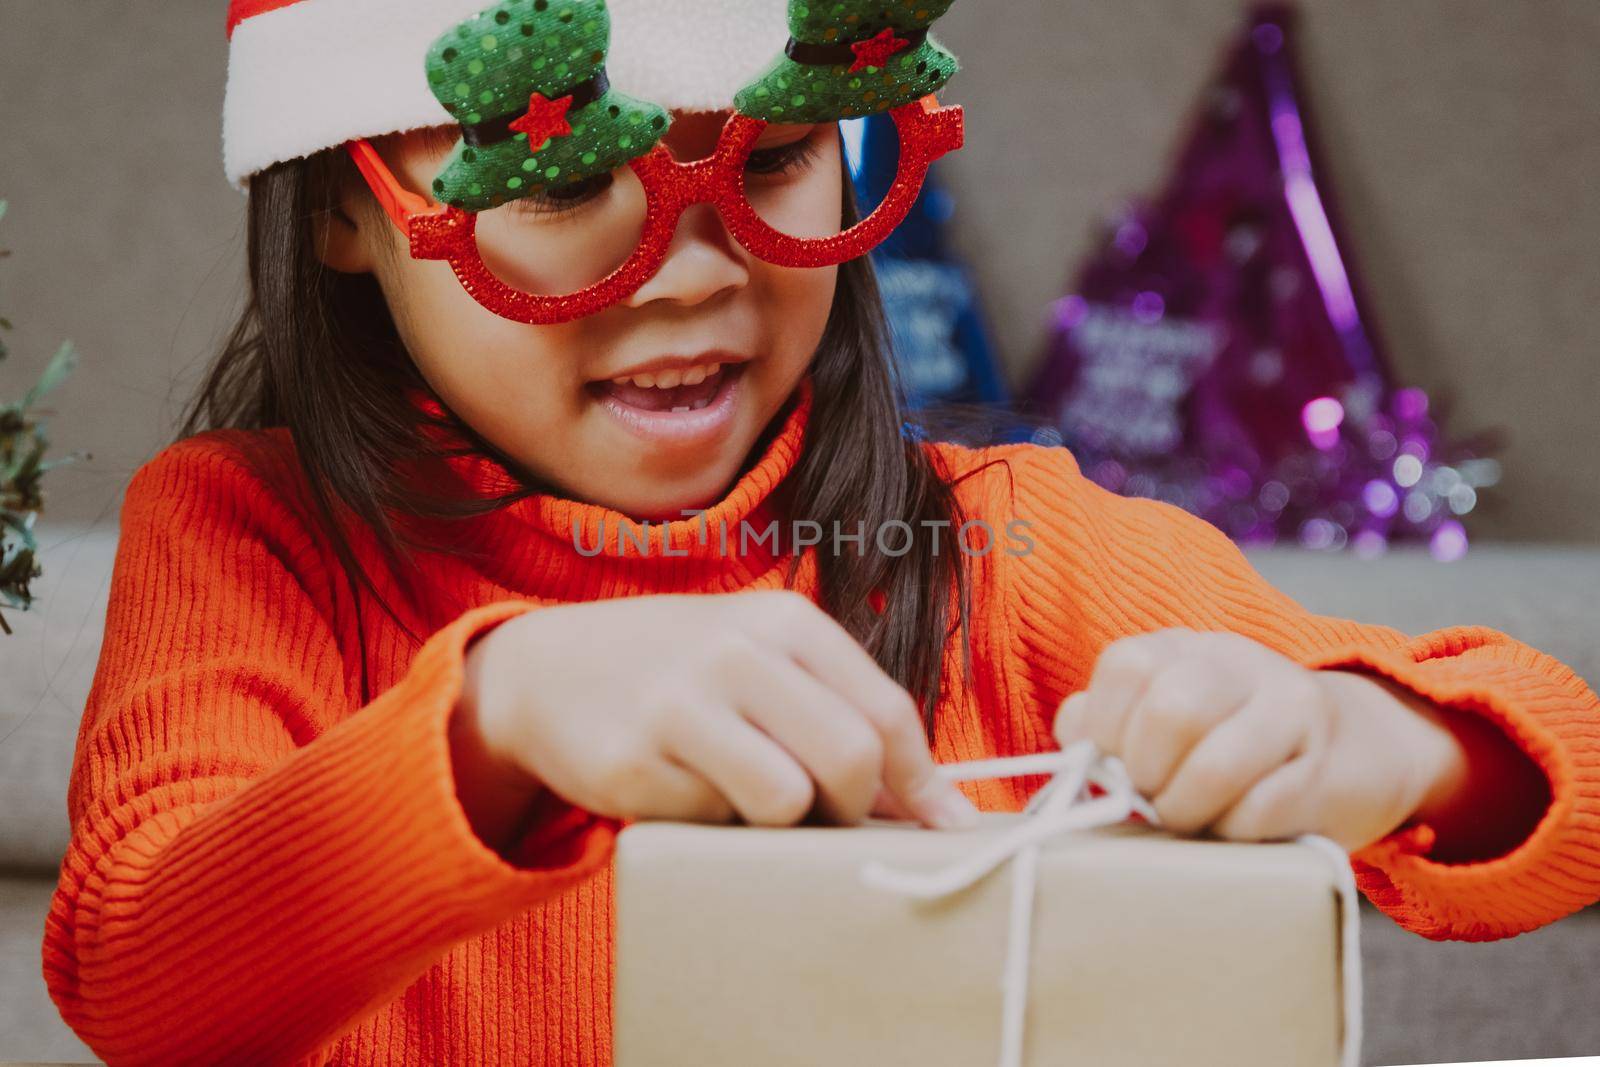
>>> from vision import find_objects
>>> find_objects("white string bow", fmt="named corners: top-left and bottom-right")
top-left (859, 740), bottom-right (1362, 1067)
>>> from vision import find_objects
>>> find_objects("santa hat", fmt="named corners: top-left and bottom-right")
top-left (221, 0), bottom-right (791, 189)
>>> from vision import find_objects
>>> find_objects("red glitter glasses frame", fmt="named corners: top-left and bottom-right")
top-left (344, 94), bottom-right (964, 325)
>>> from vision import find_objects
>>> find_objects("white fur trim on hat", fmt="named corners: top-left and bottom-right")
top-left (222, 0), bottom-right (788, 189)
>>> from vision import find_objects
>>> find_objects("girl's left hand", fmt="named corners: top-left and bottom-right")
top-left (1053, 628), bottom-right (1466, 851)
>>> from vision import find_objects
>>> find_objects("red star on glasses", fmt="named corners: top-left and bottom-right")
top-left (509, 91), bottom-right (574, 152)
top-left (849, 27), bottom-right (911, 73)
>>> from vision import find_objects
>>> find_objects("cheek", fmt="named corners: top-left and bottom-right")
top-left (778, 258), bottom-right (839, 320)
top-left (753, 146), bottom-right (844, 352)
top-left (795, 146), bottom-right (847, 233)
top-left (755, 258), bottom-right (838, 377)
top-left (372, 251), bottom-right (577, 447)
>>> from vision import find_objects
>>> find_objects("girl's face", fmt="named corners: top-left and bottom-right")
top-left (323, 111), bottom-right (841, 520)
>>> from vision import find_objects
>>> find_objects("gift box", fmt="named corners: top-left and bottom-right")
top-left (613, 750), bottom-right (1360, 1067)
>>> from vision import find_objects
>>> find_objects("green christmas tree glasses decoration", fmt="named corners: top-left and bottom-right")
top-left (733, 0), bottom-right (960, 123)
top-left (424, 0), bottom-right (669, 212)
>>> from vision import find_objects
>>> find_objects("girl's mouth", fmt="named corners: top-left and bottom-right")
top-left (589, 361), bottom-right (746, 444)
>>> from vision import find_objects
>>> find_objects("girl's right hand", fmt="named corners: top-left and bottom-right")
top-left (456, 590), bottom-right (981, 832)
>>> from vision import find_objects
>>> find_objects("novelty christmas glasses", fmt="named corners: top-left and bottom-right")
top-left (344, 0), bottom-right (965, 325)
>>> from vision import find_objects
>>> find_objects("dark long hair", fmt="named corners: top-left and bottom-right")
top-left (178, 141), bottom-right (1008, 737)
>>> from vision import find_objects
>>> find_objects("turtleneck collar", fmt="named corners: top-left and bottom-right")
top-left (402, 375), bottom-right (815, 570)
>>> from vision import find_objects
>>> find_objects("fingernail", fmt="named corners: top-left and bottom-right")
top-left (930, 787), bottom-right (981, 830)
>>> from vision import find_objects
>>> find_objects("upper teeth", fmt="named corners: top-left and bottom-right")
top-left (612, 362), bottom-right (726, 389)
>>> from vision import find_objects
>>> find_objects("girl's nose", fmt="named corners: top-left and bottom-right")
top-left (623, 202), bottom-right (751, 310)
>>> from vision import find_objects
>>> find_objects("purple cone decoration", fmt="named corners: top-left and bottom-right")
top-left (1024, 3), bottom-right (1502, 559)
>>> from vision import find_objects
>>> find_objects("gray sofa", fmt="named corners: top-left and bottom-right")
top-left (3, 521), bottom-right (1597, 1065)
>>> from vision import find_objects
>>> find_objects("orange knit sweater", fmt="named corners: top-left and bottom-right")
top-left (43, 377), bottom-right (1600, 1066)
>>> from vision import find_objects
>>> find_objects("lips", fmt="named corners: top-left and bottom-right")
top-left (591, 362), bottom-right (747, 445)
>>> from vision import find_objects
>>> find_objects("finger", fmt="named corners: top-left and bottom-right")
top-left (658, 702), bottom-right (817, 827)
top-left (631, 757), bottom-right (739, 825)
top-left (741, 591), bottom-right (975, 829)
top-left (852, 686), bottom-right (978, 832)
top-left (1053, 690), bottom-right (1090, 747)
top-left (1212, 753), bottom-right (1323, 842)
top-left (869, 783), bottom-right (918, 822)
top-left (722, 645), bottom-right (887, 825)
top-left (1076, 630), bottom-right (1190, 757)
top-left (584, 737), bottom-right (736, 825)
top-left (1120, 660), bottom-right (1251, 797)
top-left (1151, 697), bottom-right (1306, 835)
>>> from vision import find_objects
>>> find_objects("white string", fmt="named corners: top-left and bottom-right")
top-left (859, 740), bottom-right (1362, 1067)
top-left (1295, 832), bottom-right (1365, 1067)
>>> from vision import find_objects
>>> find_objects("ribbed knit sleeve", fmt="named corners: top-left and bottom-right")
top-left (41, 439), bottom-right (620, 1067)
top-left (994, 442), bottom-right (1600, 942)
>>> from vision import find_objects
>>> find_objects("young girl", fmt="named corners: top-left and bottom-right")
top-left (43, 0), bottom-right (1600, 1064)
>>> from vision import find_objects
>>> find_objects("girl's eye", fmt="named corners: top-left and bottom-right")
top-left (745, 131), bottom-right (823, 177)
top-left (508, 171), bottom-right (616, 218)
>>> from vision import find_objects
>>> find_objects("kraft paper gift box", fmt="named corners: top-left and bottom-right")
top-left (613, 751), bottom-right (1361, 1067)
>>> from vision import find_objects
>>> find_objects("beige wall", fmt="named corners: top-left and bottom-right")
top-left (2, 0), bottom-right (1596, 540)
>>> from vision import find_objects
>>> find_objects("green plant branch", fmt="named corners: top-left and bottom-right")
top-left (0, 199), bottom-right (84, 634)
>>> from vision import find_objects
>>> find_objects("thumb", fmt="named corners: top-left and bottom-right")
top-left (869, 701), bottom-right (981, 831)
top-left (888, 759), bottom-right (981, 831)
